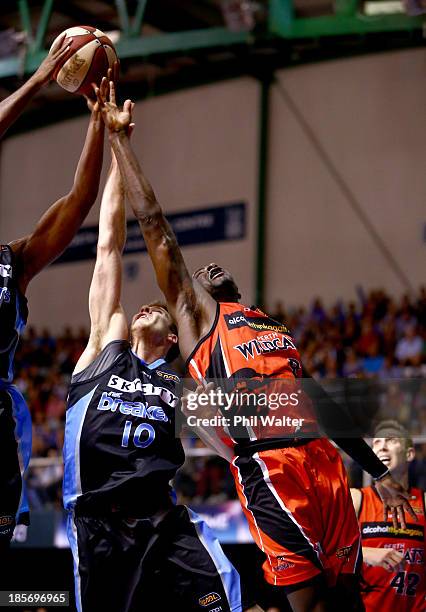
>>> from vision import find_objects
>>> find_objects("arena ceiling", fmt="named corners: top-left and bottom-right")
top-left (0, 0), bottom-right (423, 133)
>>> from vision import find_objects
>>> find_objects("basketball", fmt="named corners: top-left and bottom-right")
top-left (50, 26), bottom-right (117, 96)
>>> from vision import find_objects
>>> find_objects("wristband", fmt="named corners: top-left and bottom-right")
top-left (373, 469), bottom-right (390, 482)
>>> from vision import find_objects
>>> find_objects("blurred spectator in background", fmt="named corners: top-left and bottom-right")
top-left (395, 324), bottom-right (424, 366)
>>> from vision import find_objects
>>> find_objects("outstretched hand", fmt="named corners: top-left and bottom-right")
top-left (34, 33), bottom-right (71, 84)
top-left (375, 474), bottom-right (417, 529)
top-left (93, 75), bottom-right (134, 134)
top-left (85, 62), bottom-right (121, 113)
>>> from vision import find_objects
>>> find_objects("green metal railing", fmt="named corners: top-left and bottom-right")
top-left (0, 0), bottom-right (251, 79)
top-left (1, 1), bottom-right (422, 81)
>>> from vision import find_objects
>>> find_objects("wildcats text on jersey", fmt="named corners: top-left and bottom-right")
top-left (234, 333), bottom-right (297, 360)
top-left (107, 374), bottom-right (179, 407)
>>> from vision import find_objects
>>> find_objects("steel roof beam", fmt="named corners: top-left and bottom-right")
top-left (0, 26), bottom-right (250, 79)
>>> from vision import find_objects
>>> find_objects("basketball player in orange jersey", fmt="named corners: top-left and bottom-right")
top-left (351, 421), bottom-right (425, 611)
top-left (0, 49), bottom-right (110, 553)
top-left (94, 80), bottom-right (416, 612)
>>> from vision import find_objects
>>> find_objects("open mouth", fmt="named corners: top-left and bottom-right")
top-left (209, 268), bottom-right (224, 280)
top-left (379, 456), bottom-right (391, 465)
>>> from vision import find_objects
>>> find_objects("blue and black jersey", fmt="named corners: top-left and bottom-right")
top-left (64, 342), bottom-right (251, 612)
top-left (63, 341), bottom-right (185, 514)
top-left (0, 244), bottom-right (31, 538)
top-left (0, 245), bottom-right (28, 383)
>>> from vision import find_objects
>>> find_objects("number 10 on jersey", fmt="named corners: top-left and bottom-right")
top-left (121, 421), bottom-right (156, 449)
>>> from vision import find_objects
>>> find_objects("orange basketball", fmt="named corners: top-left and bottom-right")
top-left (51, 26), bottom-right (117, 96)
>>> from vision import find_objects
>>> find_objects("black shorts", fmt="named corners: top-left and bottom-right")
top-left (0, 389), bottom-right (21, 547)
top-left (68, 504), bottom-right (252, 612)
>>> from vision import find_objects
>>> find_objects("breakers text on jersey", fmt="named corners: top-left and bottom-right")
top-left (98, 392), bottom-right (169, 422)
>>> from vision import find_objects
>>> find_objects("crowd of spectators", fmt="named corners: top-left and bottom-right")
top-left (12, 286), bottom-right (426, 509)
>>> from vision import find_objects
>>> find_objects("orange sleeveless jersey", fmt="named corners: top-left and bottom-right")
top-left (359, 486), bottom-right (426, 611)
top-left (187, 302), bottom-right (319, 447)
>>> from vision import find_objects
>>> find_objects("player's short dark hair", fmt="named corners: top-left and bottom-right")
top-left (373, 419), bottom-right (414, 450)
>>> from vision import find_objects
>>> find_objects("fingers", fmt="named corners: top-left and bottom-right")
top-left (127, 123), bottom-right (135, 137)
top-left (55, 41), bottom-right (71, 60)
top-left (397, 506), bottom-right (407, 530)
top-left (84, 95), bottom-right (95, 112)
top-left (93, 85), bottom-right (105, 108)
top-left (392, 551), bottom-right (404, 566)
top-left (123, 99), bottom-right (132, 118)
top-left (92, 76), bottom-right (110, 108)
top-left (391, 507), bottom-right (398, 529)
top-left (50, 32), bottom-right (67, 54)
top-left (100, 75), bottom-right (109, 101)
top-left (109, 80), bottom-right (116, 105)
top-left (113, 60), bottom-right (120, 84)
top-left (383, 551), bottom-right (404, 571)
top-left (403, 500), bottom-right (418, 522)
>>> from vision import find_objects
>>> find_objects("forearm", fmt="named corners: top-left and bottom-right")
top-left (302, 371), bottom-right (388, 478)
top-left (98, 160), bottom-right (126, 252)
top-left (109, 130), bottom-right (160, 220)
top-left (0, 73), bottom-right (44, 139)
top-left (362, 547), bottom-right (379, 565)
top-left (70, 111), bottom-right (105, 209)
top-left (108, 129), bottom-right (192, 302)
top-left (16, 111), bottom-right (105, 286)
top-left (333, 437), bottom-right (388, 479)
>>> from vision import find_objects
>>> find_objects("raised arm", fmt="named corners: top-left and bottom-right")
top-left (94, 81), bottom-right (217, 359)
top-left (10, 103), bottom-right (105, 293)
top-left (0, 34), bottom-right (70, 139)
top-left (74, 152), bottom-right (128, 374)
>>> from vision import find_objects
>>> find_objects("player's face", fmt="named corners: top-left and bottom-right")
top-left (372, 437), bottom-right (409, 472)
top-left (193, 263), bottom-right (240, 299)
top-left (131, 304), bottom-right (173, 340)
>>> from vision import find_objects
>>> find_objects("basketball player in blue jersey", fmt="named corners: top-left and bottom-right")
top-left (0, 43), bottom-right (107, 553)
top-left (64, 139), bottom-right (260, 612)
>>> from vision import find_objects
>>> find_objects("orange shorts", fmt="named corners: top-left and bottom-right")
top-left (230, 438), bottom-right (361, 588)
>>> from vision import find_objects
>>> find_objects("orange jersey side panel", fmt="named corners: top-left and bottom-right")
top-left (230, 439), bottom-right (361, 587)
top-left (359, 486), bottom-right (426, 612)
top-left (187, 302), bottom-right (319, 444)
